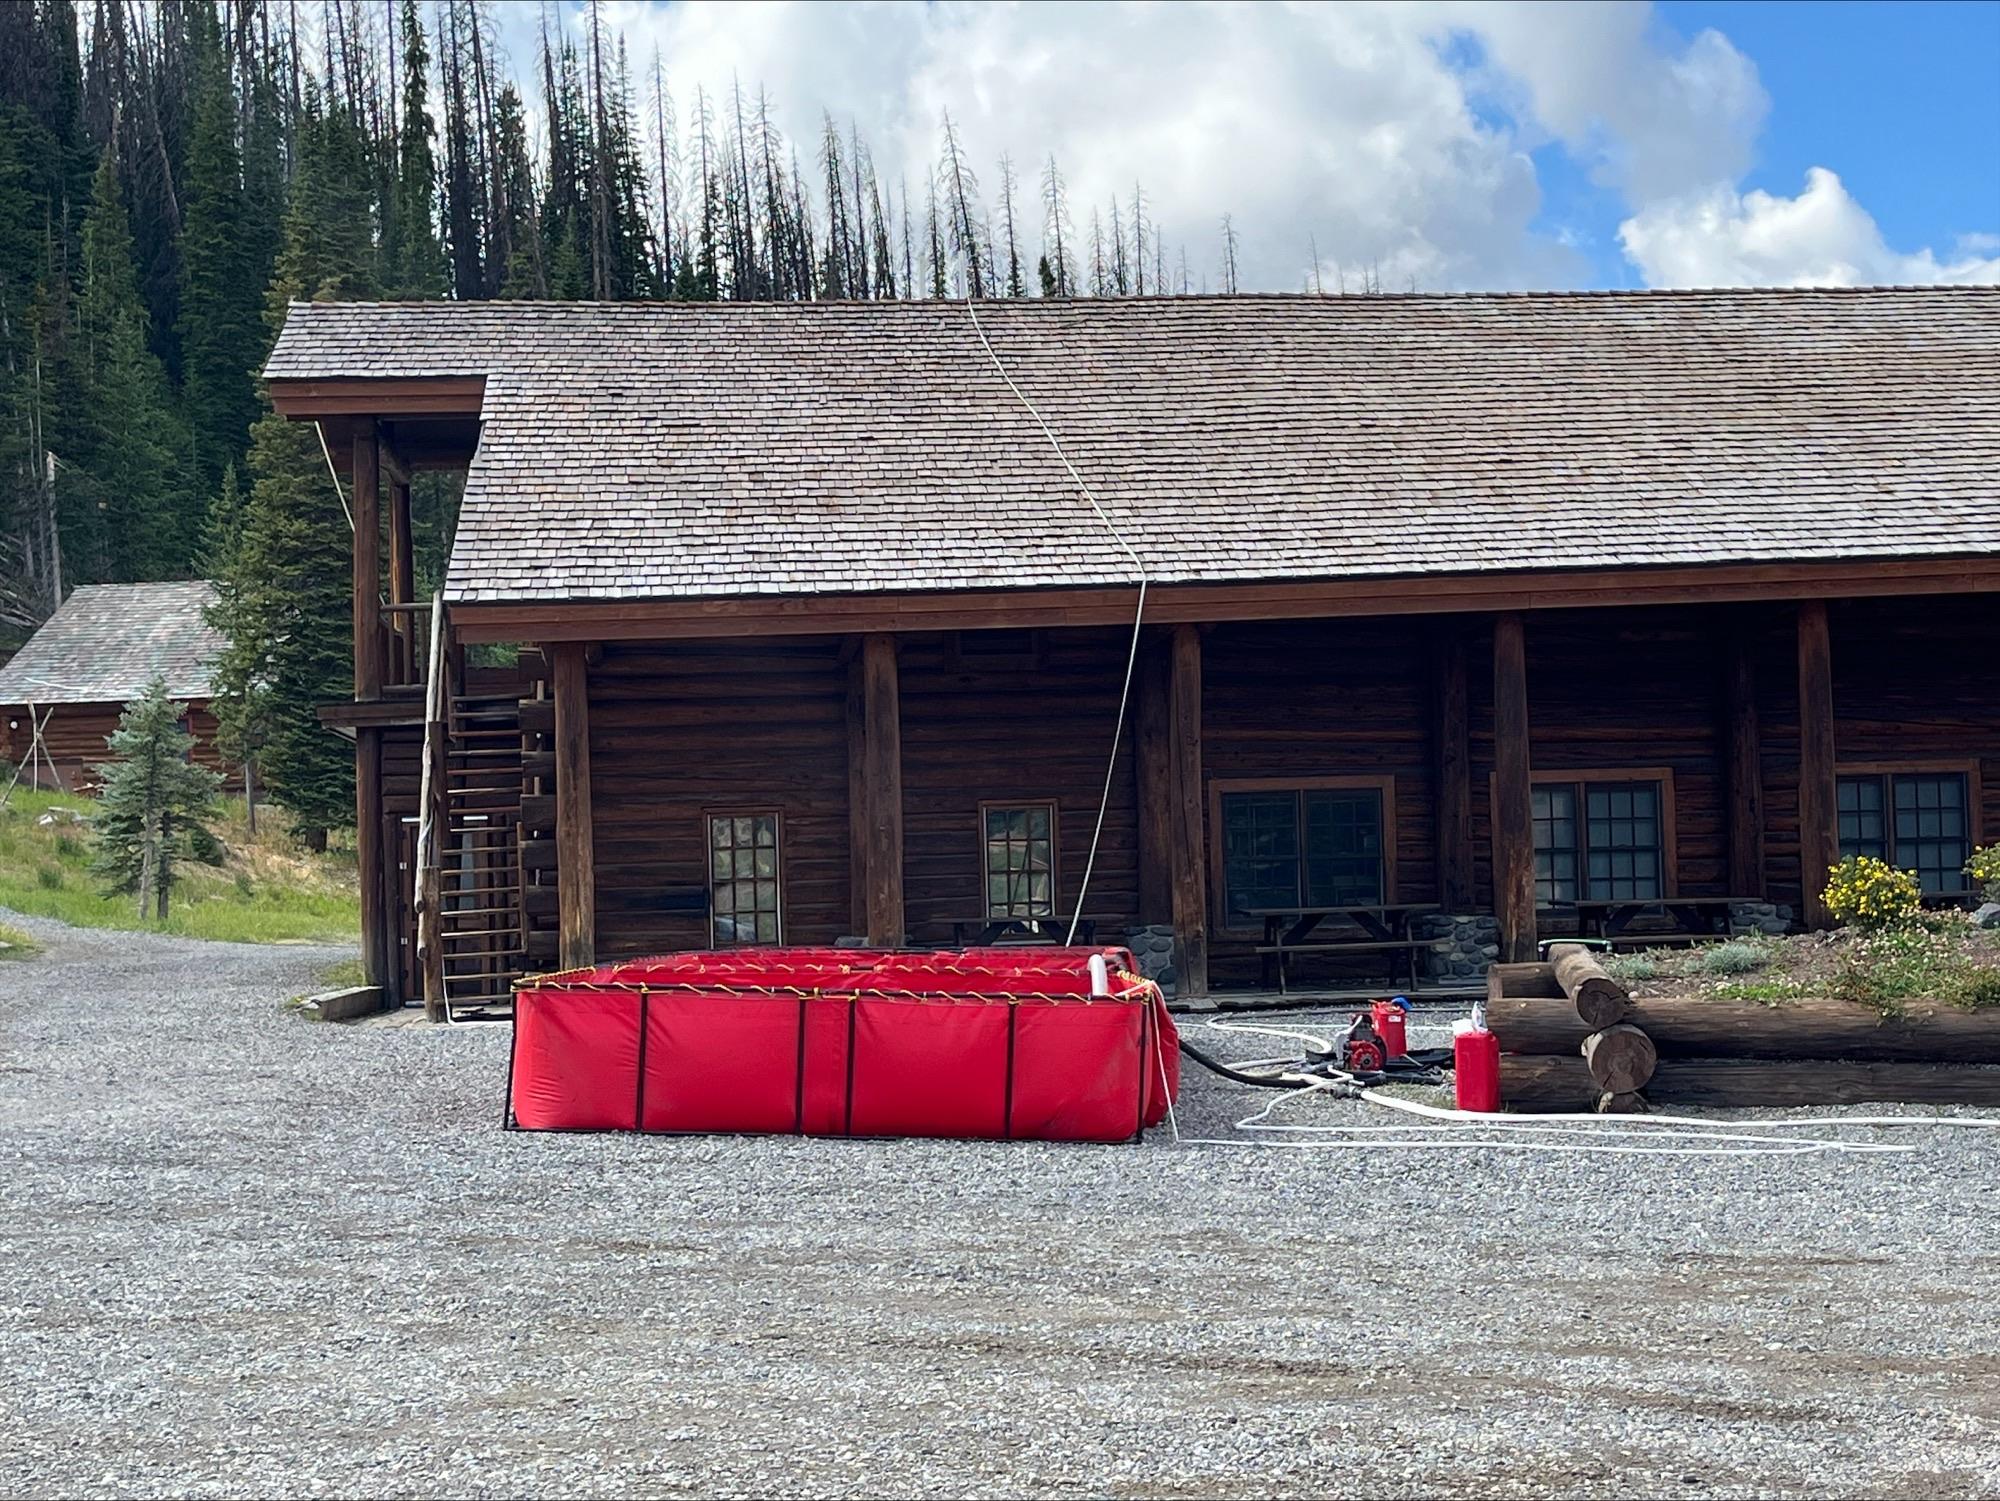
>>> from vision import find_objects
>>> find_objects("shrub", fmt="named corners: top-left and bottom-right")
top-left (1967, 844), bottom-right (2000, 904)
top-left (1823, 855), bottom-right (1922, 931)
top-left (35, 865), bottom-right (63, 891)
top-left (1697, 941), bottom-right (1767, 976)
top-left (1603, 953), bottom-right (1658, 983)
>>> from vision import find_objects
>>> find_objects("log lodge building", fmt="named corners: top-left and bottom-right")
top-left (263, 288), bottom-right (2000, 1018)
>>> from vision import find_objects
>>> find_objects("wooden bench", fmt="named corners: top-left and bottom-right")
top-left (1251, 939), bottom-right (1429, 995)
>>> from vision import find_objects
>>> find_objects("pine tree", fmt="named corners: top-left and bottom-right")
top-left (89, 675), bottom-right (223, 920)
top-left (178, 5), bottom-right (263, 501)
top-left (390, 0), bottom-right (446, 297)
top-left (74, 141), bottom-right (192, 580)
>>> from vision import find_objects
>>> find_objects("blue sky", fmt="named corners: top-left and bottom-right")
top-left (1525, 2), bottom-right (2000, 286)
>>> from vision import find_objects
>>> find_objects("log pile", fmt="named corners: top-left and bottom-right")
top-left (1485, 943), bottom-right (2000, 1111)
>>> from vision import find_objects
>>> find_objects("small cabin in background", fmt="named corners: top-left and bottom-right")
top-left (0, 581), bottom-right (231, 794)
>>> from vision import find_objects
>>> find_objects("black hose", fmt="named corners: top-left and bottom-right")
top-left (1176, 1037), bottom-right (1304, 1090)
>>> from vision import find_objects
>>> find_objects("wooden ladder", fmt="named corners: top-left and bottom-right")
top-left (436, 691), bottom-right (528, 1020)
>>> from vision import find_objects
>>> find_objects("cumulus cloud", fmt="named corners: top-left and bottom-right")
top-left (492, 1), bottom-right (1994, 293)
top-left (1620, 166), bottom-right (2000, 287)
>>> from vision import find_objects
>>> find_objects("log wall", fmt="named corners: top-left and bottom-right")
top-left (1, 698), bottom-right (239, 793)
top-left (549, 593), bottom-right (1998, 971)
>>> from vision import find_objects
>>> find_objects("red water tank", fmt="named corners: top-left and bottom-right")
top-left (1454, 1022), bottom-right (1501, 1113)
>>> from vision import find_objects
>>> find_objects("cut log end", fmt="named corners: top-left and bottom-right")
top-left (1548, 943), bottom-right (1632, 1030)
top-left (1582, 1023), bottom-right (1659, 1094)
top-left (1596, 1091), bottom-right (1650, 1115)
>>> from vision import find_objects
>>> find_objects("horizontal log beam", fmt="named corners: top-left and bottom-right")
top-left (1502, 1054), bottom-right (2000, 1112)
top-left (446, 557), bottom-right (2000, 643)
top-left (268, 376), bottom-right (488, 417)
top-left (1487, 991), bottom-right (2000, 1065)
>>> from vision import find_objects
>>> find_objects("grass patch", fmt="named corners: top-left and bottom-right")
top-left (1695, 940), bottom-right (1769, 977)
top-left (1603, 952), bottom-right (1660, 983)
top-left (0, 786), bottom-right (359, 945)
top-left (1832, 916), bottom-right (2000, 1018)
top-left (316, 957), bottom-right (368, 990)
top-left (0, 919), bottom-right (37, 958)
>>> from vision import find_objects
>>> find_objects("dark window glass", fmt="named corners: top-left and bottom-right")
top-left (983, 804), bottom-right (1055, 917)
top-left (1837, 776), bottom-right (1887, 860)
top-left (1839, 772), bottom-right (1972, 894)
top-left (1221, 787), bottom-right (1383, 920)
top-left (709, 814), bottom-right (781, 945)
top-left (1532, 785), bottom-right (1578, 904)
top-left (1534, 779), bottom-right (1665, 904)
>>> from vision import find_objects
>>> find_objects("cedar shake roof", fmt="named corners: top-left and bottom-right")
top-left (263, 288), bottom-right (2000, 604)
top-left (0, 582), bottom-right (223, 705)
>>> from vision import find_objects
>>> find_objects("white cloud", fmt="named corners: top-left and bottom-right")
top-left (487, 1), bottom-right (1995, 294)
top-left (1620, 166), bottom-right (2000, 287)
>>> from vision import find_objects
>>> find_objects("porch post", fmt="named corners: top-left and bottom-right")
top-left (553, 640), bottom-right (597, 969)
top-left (1434, 622), bottom-right (1474, 911)
top-left (1796, 601), bottom-right (1837, 929)
top-left (1491, 612), bottom-right (1538, 963)
top-left (1133, 632), bottom-right (1173, 925)
top-left (350, 425), bottom-right (387, 993)
top-left (1726, 626), bottom-right (1766, 898)
top-left (862, 634), bottom-right (905, 947)
top-left (388, 473), bottom-right (414, 686)
top-left (1168, 624), bottom-right (1208, 998)
top-left (845, 648), bottom-right (868, 937)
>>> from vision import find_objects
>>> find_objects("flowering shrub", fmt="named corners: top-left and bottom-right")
top-left (1822, 855), bottom-right (1922, 931)
top-left (1967, 843), bottom-right (2000, 903)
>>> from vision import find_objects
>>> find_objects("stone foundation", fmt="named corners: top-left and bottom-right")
top-left (1124, 923), bottom-right (1178, 997)
top-left (1728, 900), bottom-right (1794, 937)
top-left (1414, 913), bottom-right (1500, 986)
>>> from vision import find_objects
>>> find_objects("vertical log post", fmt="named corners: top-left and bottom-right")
top-left (845, 649), bottom-right (868, 938)
top-left (1434, 623), bottom-right (1474, 912)
top-left (1726, 627), bottom-right (1765, 899)
top-left (1133, 632), bottom-right (1173, 926)
top-left (862, 634), bottom-right (905, 947)
top-left (1796, 601), bottom-right (1837, 929)
top-left (388, 474), bottom-right (414, 686)
top-left (1492, 612), bottom-right (1538, 964)
top-left (1168, 624), bottom-right (1208, 998)
top-left (350, 425), bottom-right (387, 992)
top-left (553, 641), bottom-right (596, 970)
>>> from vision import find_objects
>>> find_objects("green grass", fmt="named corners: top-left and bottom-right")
top-left (0, 919), bottom-right (37, 958)
top-left (0, 786), bottom-right (359, 946)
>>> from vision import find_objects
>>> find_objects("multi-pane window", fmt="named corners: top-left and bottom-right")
top-left (982, 803), bottom-right (1056, 917)
top-left (1220, 786), bottom-right (1384, 921)
top-left (1839, 772), bottom-right (1972, 895)
top-left (1533, 779), bottom-right (1664, 904)
top-left (708, 813), bottom-right (781, 946)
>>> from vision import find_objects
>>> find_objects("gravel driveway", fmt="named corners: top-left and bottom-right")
top-left (3, 913), bottom-right (1999, 1499)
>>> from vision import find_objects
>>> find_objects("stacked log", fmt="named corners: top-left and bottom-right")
top-left (1487, 944), bottom-right (2000, 1111)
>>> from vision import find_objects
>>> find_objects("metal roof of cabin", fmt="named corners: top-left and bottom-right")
top-left (263, 288), bottom-right (2000, 605)
top-left (0, 581), bottom-right (222, 705)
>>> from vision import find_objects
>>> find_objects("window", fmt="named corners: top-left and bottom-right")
top-left (1533, 778), bottom-right (1665, 904)
top-left (1217, 783), bottom-right (1386, 923)
top-left (707, 813), bottom-right (782, 946)
top-left (981, 803), bottom-right (1057, 917)
top-left (1839, 771), bottom-right (1972, 895)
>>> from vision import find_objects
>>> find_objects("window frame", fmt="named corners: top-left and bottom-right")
top-left (703, 809), bottom-right (786, 948)
top-left (975, 799), bottom-right (1061, 920)
top-left (1519, 767), bottom-right (1679, 907)
top-left (1206, 775), bottom-right (1397, 935)
top-left (1835, 760), bottom-right (1984, 897)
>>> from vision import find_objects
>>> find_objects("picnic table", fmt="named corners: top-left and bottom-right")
top-left (949, 915), bottom-right (1096, 948)
top-left (1557, 895), bottom-right (1758, 943)
top-left (1248, 902), bottom-right (1442, 994)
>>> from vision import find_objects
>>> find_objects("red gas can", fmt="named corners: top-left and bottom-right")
top-left (1454, 1021), bottom-right (1501, 1113)
top-left (1370, 1000), bottom-right (1408, 1059)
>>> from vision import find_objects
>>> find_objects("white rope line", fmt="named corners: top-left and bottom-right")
top-left (315, 423), bottom-right (357, 535)
top-left (963, 297), bottom-right (1148, 946)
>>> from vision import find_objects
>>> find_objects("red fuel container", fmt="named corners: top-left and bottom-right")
top-left (1370, 1000), bottom-right (1408, 1059)
top-left (1454, 1023), bottom-right (1501, 1113)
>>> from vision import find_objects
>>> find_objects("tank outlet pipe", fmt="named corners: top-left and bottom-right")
top-left (1087, 953), bottom-right (1111, 997)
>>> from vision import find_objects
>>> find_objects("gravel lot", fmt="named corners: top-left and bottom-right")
top-left (4, 913), bottom-right (2000, 1499)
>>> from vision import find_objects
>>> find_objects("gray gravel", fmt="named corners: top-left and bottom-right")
top-left (4, 912), bottom-right (1999, 1499)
